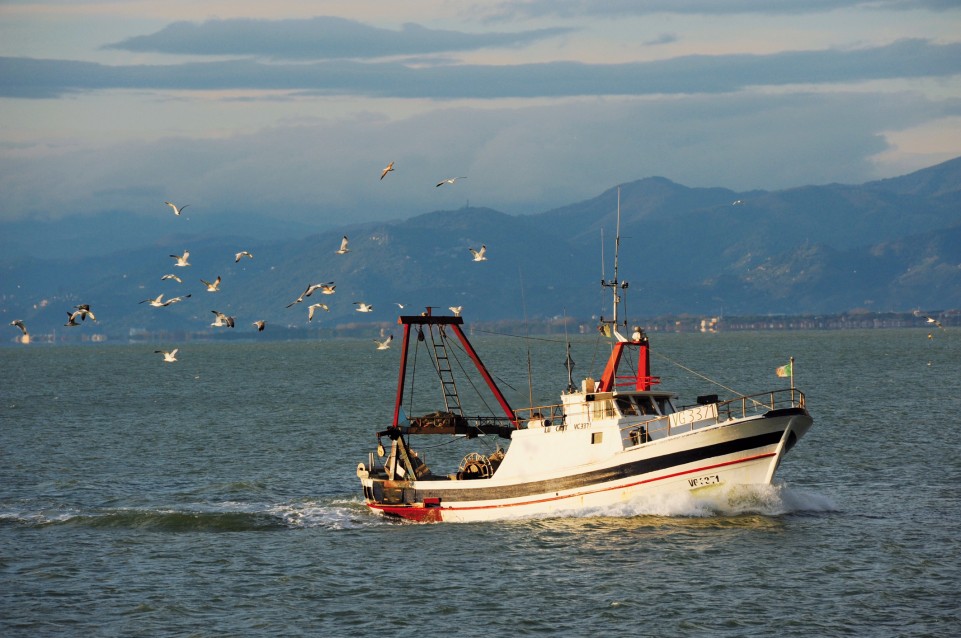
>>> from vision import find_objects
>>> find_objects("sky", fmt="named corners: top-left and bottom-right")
top-left (2, 0), bottom-right (960, 228)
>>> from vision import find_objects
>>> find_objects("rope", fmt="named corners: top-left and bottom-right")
top-left (650, 350), bottom-right (764, 406)
top-left (471, 328), bottom-right (567, 344)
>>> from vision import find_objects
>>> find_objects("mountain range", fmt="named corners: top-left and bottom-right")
top-left (2, 156), bottom-right (960, 339)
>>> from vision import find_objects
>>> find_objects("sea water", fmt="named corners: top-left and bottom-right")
top-left (2, 329), bottom-right (959, 636)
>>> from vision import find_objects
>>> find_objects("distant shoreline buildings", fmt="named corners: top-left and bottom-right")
top-left (6, 309), bottom-right (958, 345)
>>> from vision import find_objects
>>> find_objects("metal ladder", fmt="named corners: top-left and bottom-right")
top-left (430, 326), bottom-right (463, 414)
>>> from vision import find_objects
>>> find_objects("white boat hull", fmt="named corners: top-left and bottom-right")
top-left (361, 408), bottom-right (811, 523)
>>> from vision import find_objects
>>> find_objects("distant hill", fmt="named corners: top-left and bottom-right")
top-left (2, 156), bottom-right (960, 339)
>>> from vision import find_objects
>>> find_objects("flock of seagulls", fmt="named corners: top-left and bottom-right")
top-left (9, 162), bottom-right (486, 355)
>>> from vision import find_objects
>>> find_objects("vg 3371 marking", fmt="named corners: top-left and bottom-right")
top-left (688, 474), bottom-right (721, 488)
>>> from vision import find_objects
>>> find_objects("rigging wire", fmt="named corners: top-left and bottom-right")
top-left (444, 330), bottom-right (497, 417)
top-left (650, 350), bottom-right (755, 401)
top-left (406, 329), bottom-right (421, 420)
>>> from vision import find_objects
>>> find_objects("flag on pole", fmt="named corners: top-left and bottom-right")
top-left (776, 361), bottom-right (793, 378)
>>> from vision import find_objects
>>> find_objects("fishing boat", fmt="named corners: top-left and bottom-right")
top-left (356, 211), bottom-right (813, 524)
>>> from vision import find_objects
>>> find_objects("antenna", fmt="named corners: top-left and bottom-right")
top-left (600, 187), bottom-right (628, 342)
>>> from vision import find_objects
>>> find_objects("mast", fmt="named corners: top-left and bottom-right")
top-left (600, 187), bottom-right (628, 342)
top-left (596, 187), bottom-right (660, 393)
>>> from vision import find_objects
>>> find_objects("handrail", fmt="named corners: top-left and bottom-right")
top-left (621, 388), bottom-right (805, 444)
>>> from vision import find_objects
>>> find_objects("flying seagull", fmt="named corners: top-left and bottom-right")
top-left (210, 310), bottom-right (235, 328)
top-left (234, 250), bottom-right (253, 263)
top-left (436, 176), bottom-right (467, 187)
top-left (924, 316), bottom-right (944, 329)
top-left (395, 302), bottom-right (405, 309)
top-left (201, 276), bottom-right (222, 292)
top-left (374, 335), bottom-right (393, 350)
top-left (286, 282), bottom-right (331, 308)
top-left (64, 311), bottom-right (81, 327)
top-left (380, 161), bottom-right (395, 180)
top-left (319, 283), bottom-right (336, 295)
top-left (335, 235), bottom-right (350, 255)
top-left (165, 201), bottom-right (189, 216)
top-left (164, 294), bottom-right (190, 307)
top-left (161, 274), bottom-right (183, 283)
top-left (155, 348), bottom-right (179, 362)
top-left (354, 302), bottom-right (374, 313)
top-left (253, 320), bottom-right (266, 332)
top-left (10, 319), bottom-right (28, 337)
top-left (73, 304), bottom-right (96, 321)
top-left (308, 303), bottom-right (329, 322)
top-left (449, 306), bottom-right (462, 316)
top-left (170, 250), bottom-right (190, 267)
top-left (140, 293), bottom-right (192, 307)
top-left (469, 245), bottom-right (487, 262)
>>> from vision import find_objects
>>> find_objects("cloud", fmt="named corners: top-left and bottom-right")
top-left (3, 39), bottom-right (960, 100)
top-left (0, 88), bottom-right (953, 224)
top-left (104, 16), bottom-right (572, 60)
top-left (490, 0), bottom-right (961, 19)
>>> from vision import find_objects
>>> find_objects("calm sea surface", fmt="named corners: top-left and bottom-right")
top-left (2, 329), bottom-right (960, 637)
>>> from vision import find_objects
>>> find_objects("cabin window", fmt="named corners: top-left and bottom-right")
top-left (635, 397), bottom-right (658, 416)
top-left (655, 397), bottom-right (675, 415)
top-left (615, 396), bottom-right (638, 416)
top-left (592, 432), bottom-right (603, 444)
top-left (592, 399), bottom-right (615, 420)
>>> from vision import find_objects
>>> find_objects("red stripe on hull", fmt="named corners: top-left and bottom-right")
top-left (366, 451), bottom-right (775, 522)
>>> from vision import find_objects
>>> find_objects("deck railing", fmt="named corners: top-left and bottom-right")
top-left (620, 388), bottom-right (806, 446)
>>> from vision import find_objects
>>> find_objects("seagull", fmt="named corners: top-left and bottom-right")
top-left (395, 302), bottom-right (405, 309)
top-left (374, 334), bottom-right (393, 350)
top-left (165, 201), bottom-right (189, 216)
top-left (436, 176), bottom-right (467, 187)
top-left (201, 276), bottom-right (222, 292)
top-left (354, 302), bottom-right (374, 313)
top-left (10, 319), bottom-right (28, 337)
top-left (469, 245), bottom-right (487, 262)
top-left (160, 294), bottom-right (191, 307)
top-left (335, 235), bottom-right (350, 255)
top-left (234, 251), bottom-right (253, 263)
top-left (140, 293), bottom-right (166, 307)
top-left (155, 348), bottom-right (179, 362)
top-left (170, 250), bottom-right (190, 267)
top-left (253, 320), bottom-right (266, 332)
top-left (380, 161), bottom-right (395, 180)
top-left (161, 274), bottom-right (183, 283)
top-left (64, 311), bottom-right (81, 327)
top-left (73, 304), bottom-right (96, 321)
top-left (449, 306), bottom-right (462, 316)
top-left (140, 293), bottom-right (191, 307)
top-left (308, 303), bottom-right (329, 321)
top-left (286, 282), bottom-right (332, 308)
top-left (319, 283), bottom-right (336, 295)
top-left (924, 316), bottom-right (944, 329)
top-left (210, 310), bottom-right (235, 328)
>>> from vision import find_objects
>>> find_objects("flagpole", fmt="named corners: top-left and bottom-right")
top-left (790, 356), bottom-right (795, 391)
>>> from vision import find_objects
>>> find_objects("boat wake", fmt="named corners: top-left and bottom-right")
top-left (0, 497), bottom-right (379, 531)
top-left (588, 482), bottom-right (838, 519)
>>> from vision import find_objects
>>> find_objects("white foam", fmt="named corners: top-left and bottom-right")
top-left (268, 498), bottom-right (376, 529)
top-left (608, 482), bottom-right (839, 518)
